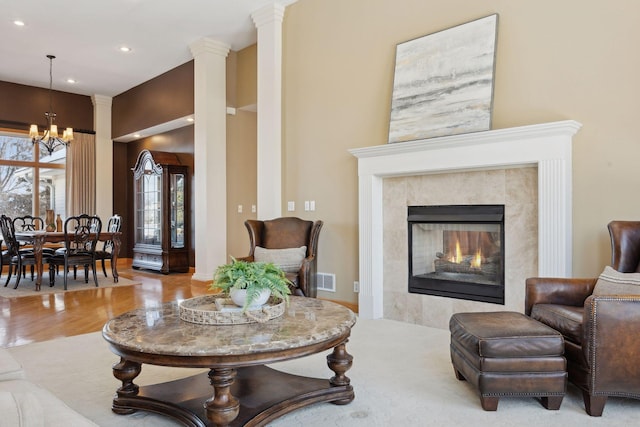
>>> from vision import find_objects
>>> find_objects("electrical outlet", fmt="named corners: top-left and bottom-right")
top-left (237, 205), bottom-right (243, 213)
top-left (287, 201), bottom-right (295, 211)
top-left (353, 281), bottom-right (359, 292)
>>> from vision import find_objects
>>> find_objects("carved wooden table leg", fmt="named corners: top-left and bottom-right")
top-left (205, 368), bottom-right (239, 427)
top-left (32, 234), bottom-right (45, 291)
top-left (111, 234), bottom-right (121, 282)
top-left (326, 339), bottom-right (354, 405)
top-left (112, 357), bottom-right (141, 414)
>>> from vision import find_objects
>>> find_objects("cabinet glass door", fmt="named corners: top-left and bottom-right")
top-left (135, 160), bottom-right (162, 246)
top-left (170, 172), bottom-right (185, 248)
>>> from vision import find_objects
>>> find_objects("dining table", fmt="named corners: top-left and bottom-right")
top-left (14, 230), bottom-right (122, 291)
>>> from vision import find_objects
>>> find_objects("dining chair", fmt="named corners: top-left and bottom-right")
top-left (94, 214), bottom-right (122, 278)
top-left (12, 215), bottom-right (44, 232)
top-left (12, 215), bottom-right (56, 280)
top-left (0, 238), bottom-right (10, 282)
top-left (48, 214), bottom-right (102, 290)
top-left (0, 215), bottom-right (42, 289)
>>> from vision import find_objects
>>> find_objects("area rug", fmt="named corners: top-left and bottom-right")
top-left (7, 318), bottom-right (640, 426)
top-left (0, 271), bottom-right (140, 298)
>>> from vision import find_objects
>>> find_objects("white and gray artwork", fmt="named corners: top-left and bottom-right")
top-left (389, 14), bottom-right (498, 143)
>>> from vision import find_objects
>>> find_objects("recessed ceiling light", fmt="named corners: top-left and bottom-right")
top-left (120, 46), bottom-right (132, 53)
top-left (133, 134), bottom-right (141, 138)
top-left (13, 20), bottom-right (25, 26)
top-left (66, 78), bottom-right (76, 84)
top-left (186, 117), bottom-right (194, 122)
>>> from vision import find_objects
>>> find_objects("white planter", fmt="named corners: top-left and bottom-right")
top-left (230, 288), bottom-right (271, 309)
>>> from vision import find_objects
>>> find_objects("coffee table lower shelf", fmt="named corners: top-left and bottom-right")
top-left (112, 364), bottom-right (355, 427)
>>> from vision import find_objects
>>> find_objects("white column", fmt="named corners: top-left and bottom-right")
top-left (189, 38), bottom-right (230, 282)
top-left (92, 94), bottom-right (113, 220)
top-left (252, 4), bottom-right (285, 219)
top-left (538, 158), bottom-right (572, 277)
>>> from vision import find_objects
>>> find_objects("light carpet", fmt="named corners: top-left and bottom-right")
top-left (7, 319), bottom-right (640, 426)
top-left (0, 271), bottom-right (140, 298)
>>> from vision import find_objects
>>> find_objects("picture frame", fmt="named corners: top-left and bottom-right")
top-left (388, 14), bottom-right (499, 143)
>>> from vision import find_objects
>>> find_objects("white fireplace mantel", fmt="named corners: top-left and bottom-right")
top-left (349, 120), bottom-right (582, 319)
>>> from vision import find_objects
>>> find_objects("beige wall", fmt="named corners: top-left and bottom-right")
top-left (236, 44), bottom-right (257, 108)
top-left (282, 0), bottom-right (640, 304)
top-left (227, 109), bottom-right (258, 259)
top-left (226, 45), bottom-right (258, 259)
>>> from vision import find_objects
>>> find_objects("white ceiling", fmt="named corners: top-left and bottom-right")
top-left (1, 0), bottom-right (295, 97)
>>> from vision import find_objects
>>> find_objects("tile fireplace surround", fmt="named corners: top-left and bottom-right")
top-left (349, 120), bottom-right (582, 328)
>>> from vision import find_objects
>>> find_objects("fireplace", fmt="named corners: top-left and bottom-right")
top-left (349, 120), bottom-right (581, 321)
top-left (408, 205), bottom-right (505, 304)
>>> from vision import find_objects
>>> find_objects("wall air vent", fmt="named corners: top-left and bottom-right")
top-left (316, 273), bottom-right (336, 292)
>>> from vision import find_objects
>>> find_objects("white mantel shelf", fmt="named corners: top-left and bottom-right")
top-left (349, 120), bottom-right (582, 319)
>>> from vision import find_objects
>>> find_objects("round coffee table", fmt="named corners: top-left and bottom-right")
top-left (102, 296), bottom-right (356, 426)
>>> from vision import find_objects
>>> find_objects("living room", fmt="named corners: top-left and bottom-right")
top-left (1, 0), bottom-right (639, 425)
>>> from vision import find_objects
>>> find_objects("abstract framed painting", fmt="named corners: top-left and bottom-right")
top-left (388, 14), bottom-right (499, 143)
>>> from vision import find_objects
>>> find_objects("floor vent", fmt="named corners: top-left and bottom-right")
top-left (316, 273), bottom-right (336, 292)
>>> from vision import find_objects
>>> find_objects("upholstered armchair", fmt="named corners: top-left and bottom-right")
top-left (525, 221), bottom-right (640, 416)
top-left (240, 217), bottom-right (323, 298)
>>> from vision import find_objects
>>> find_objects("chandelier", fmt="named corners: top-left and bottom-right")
top-left (29, 55), bottom-right (73, 155)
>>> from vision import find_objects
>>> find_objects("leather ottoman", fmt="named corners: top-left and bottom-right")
top-left (449, 311), bottom-right (566, 411)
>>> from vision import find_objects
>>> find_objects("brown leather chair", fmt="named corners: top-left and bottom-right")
top-left (525, 221), bottom-right (640, 416)
top-left (240, 217), bottom-right (323, 297)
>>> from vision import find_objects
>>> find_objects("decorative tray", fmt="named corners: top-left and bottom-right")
top-left (178, 294), bottom-right (285, 325)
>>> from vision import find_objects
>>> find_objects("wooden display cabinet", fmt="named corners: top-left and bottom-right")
top-left (132, 150), bottom-right (189, 274)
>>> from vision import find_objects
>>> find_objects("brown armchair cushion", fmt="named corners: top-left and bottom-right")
top-left (530, 304), bottom-right (584, 345)
top-left (593, 266), bottom-right (640, 295)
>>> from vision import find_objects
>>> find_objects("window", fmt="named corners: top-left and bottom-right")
top-left (0, 132), bottom-right (66, 219)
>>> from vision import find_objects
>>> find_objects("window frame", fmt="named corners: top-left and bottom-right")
top-left (0, 128), bottom-right (66, 217)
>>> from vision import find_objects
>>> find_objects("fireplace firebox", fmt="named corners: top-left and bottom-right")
top-left (408, 205), bottom-right (505, 304)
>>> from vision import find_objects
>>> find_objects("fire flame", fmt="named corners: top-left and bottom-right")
top-left (448, 240), bottom-right (483, 268)
top-left (449, 240), bottom-right (463, 263)
top-left (471, 249), bottom-right (482, 269)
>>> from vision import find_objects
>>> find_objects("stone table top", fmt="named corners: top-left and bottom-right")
top-left (102, 296), bottom-right (357, 358)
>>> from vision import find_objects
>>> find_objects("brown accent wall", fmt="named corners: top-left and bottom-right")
top-left (113, 142), bottom-right (131, 256)
top-left (0, 81), bottom-right (93, 131)
top-left (112, 61), bottom-right (194, 139)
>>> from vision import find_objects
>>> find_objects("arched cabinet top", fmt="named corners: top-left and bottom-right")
top-left (132, 150), bottom-right (183, 179)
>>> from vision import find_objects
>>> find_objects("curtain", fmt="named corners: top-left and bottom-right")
top-left (66, 132), bottom-right (96, 216)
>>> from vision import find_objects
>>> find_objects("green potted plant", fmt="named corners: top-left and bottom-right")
top-left (212, 257), bottom-right (292, 312)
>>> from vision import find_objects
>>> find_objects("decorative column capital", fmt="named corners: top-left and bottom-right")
top-left (189, 38), bottom-right (230, 59)
top-left (91, 94), bottom-right (112, 108)
top-left (251, 3), bottom-right (285, 28)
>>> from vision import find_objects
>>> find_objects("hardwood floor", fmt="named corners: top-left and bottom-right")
top-left (0, 260), bottom-right (358, 349)
top-left (0, 260), bottom-right (209, 348)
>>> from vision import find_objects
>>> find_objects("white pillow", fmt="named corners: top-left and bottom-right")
top-left (592, 266), bottom-right (640, 295)
top-left (254, 246), bottom-right (307, 273)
